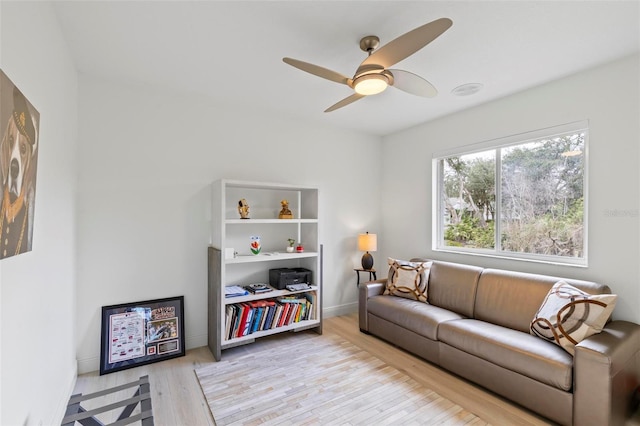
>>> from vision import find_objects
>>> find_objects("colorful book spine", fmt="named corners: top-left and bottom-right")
top-left (235, 303), bottom-right (249, 338)
top-left (251, 307), bottom-right (264, 333)
top-left (242, 306), bottom-right (254, 336)
top-left (225, 305), bottom-right (233, 339)
top-left (272, 304), bottom-right (284, 329)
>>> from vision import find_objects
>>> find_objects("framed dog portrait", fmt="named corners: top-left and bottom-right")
top-left (99, 296), bottom-right (186, 375)
top-left (0, 70), bottom-right (40, 259)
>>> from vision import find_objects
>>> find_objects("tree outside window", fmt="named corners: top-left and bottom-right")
top-left (436, 125), bottom-right (586, 265)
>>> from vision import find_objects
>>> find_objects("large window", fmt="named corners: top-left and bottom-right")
top-left (434, 122), bottom-right (587, 266)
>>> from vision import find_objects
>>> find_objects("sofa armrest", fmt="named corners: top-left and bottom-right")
top-left (358, 279), bottom-right (386, 332)
top-left (574, 320), bottom-right (640, 426)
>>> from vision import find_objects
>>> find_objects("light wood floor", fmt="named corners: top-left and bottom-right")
top-left (72, 313), bottom-right (639, 425)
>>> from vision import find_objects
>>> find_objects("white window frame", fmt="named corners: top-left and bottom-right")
top-left (432, 120), bottom-right (589, 267)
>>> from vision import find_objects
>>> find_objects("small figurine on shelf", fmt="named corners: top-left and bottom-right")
top-left (278, 199), bottom-right (293, 219)
top-left (250, 236), bottom-right (261, 255)
top-left (286, 238), bottom-right (295, 253)
top-left (238, 199), bottom-right (250, 219)
top-left (296, 243), bottom-right (304, 253)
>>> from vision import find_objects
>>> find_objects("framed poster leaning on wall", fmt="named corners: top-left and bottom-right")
top-left (100, 296), bottom-right (185, 375)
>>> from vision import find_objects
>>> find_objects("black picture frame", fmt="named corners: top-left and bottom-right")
top-left (100, 296), bottom-right (185, 375)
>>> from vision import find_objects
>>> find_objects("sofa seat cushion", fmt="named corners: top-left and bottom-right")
top-left (367, 295), bottom-right (465, 340)
top-left (438, 319), bottom-right (574, 391)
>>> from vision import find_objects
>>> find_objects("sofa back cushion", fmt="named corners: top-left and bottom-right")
top-left (426, 261), bottom-right (483, 318)
top-left (474, 269), bottom-right (610, 333)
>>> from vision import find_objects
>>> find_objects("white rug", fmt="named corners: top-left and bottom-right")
top-left (195, 331), bottom-right (486, 425)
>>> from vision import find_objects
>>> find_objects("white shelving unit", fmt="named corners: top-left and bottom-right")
top-left (207, 179), bottom-right (322, 361)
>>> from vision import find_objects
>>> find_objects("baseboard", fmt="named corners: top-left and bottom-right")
top-left (323, 302), bottom-right (357, 318)
top-left (186, 333), bottom-right (208, 350)
top-left (77, 332), bottom-right (209, 375)
top-left (51, 363), bottom-right (77, 425)
top-left (77, 356), bottom-right (100, 375)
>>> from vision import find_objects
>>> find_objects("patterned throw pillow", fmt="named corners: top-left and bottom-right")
top-left (530, 281), bottom-right (617, 355)
top-left (384, 258), bottom-right (432, 302)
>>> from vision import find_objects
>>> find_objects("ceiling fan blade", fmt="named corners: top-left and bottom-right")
top-left (361, 18), bottom-right (452, 69)
top-left (324, 93), bottom-right (366, 113)
top-left (283, 57), bottom-right (350, 85)
top-left (389, 69), bottom-right (437, 97)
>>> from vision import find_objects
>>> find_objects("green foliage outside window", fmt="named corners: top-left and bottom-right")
top-left (439, 129), bottom-right (586, 261)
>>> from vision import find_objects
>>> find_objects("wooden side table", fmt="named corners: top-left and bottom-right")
top-left (354, 268), bottom-right (377, 286)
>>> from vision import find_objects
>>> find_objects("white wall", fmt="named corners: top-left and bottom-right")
top-left (75, 76), bottom-right (382, 373)
top-left (381, 54), bottom-right (640, 323)
top-left (0, 2), bottom-right (79, 425)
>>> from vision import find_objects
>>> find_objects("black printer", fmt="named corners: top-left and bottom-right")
top-left (269, 267), bottom-right (312, 290)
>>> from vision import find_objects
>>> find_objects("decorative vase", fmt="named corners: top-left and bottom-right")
top-left (296, 244), bottom-right (304, 253)
top-left (286, 246), bottom-right (294, 253)
top-left (250, 236), bottom-right (261, 255)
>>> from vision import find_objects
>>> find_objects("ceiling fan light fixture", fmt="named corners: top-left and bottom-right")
top-left (284, 17), bottom-right (453, 111)
top-left (353, 74), bottom-right (389, 95)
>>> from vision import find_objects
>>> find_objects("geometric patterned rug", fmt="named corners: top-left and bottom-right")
top-left (195, 331), bottom-right (488, 425)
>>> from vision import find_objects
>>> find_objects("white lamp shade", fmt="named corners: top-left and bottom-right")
top-left (358, 233), bottom-right (377, 252)
top-left (353, 74), bottom-right (388, 96)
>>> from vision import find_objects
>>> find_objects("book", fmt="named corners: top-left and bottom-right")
top-left (254, 300), bottom-right (277, 331)
top-left (305, 300), bottom-right (312, 320)
top-left (225, 305), bottom-right (233, 339)
top-left (248, 299), bottom-right (276, 309)
top-left (292, 303), bottom-right (301, 324)
top-left (233, 304), bottom-right (243, 338)
top-left (232, 304), bottom-right (244, 338)
top-left (225, 285), bottom-right (249, 297)
top-left (278, 296), bottom-right (308, 304)
top-left (259, 306), bottom-right (270, 330)
top-left (227, 305), bottom-right (239, 339)
top-left (264, 305), bottom-right (277, 329)
top-left (278, 303), bottom-right (290, 328)
top-left (236, 303), bottom-right (251, 337)
top-left (304, 293), bottom-right (316, 320)
top-left (295, 303), bottom-right (303, 322)
top-left (285, 303), bottom-right (297, 325)
top-left (250, 307), bottom-right (263, 333)
top-left (271, 304), bottom-right (284, 329)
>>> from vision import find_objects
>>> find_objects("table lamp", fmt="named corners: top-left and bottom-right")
top-left (358, 232), bottom-right (377, 270)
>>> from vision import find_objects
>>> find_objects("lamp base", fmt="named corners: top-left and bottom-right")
top-left (361, 252), bottom-right (374, 270)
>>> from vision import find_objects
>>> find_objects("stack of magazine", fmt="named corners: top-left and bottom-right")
top-left (225, 285), bottom-right (249, 297)
top-left (244, 283), bottom-right (273, 294)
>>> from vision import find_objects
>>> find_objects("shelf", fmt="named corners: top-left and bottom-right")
top-left (224, 285), bottom-right (318, 304)
top-left (224, 180), bottom-right (309, 191)
top-left (225, 252), bottom-right (318, 264)
top-left (221, 319), bottom-right (321, 346)
top-left (209, 179), bottom-right (322, 361)
top-left (225, 218), bottom-right (318, 224)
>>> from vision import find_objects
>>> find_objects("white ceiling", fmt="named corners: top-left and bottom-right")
top-left (52, 1), bottom-right (640, 136)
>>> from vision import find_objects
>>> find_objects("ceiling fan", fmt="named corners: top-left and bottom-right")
top-left (283, 18), bottom-right (453, 113)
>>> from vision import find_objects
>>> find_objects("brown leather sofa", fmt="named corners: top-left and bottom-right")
top-left (358, 259), bottom-right (640, 425)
